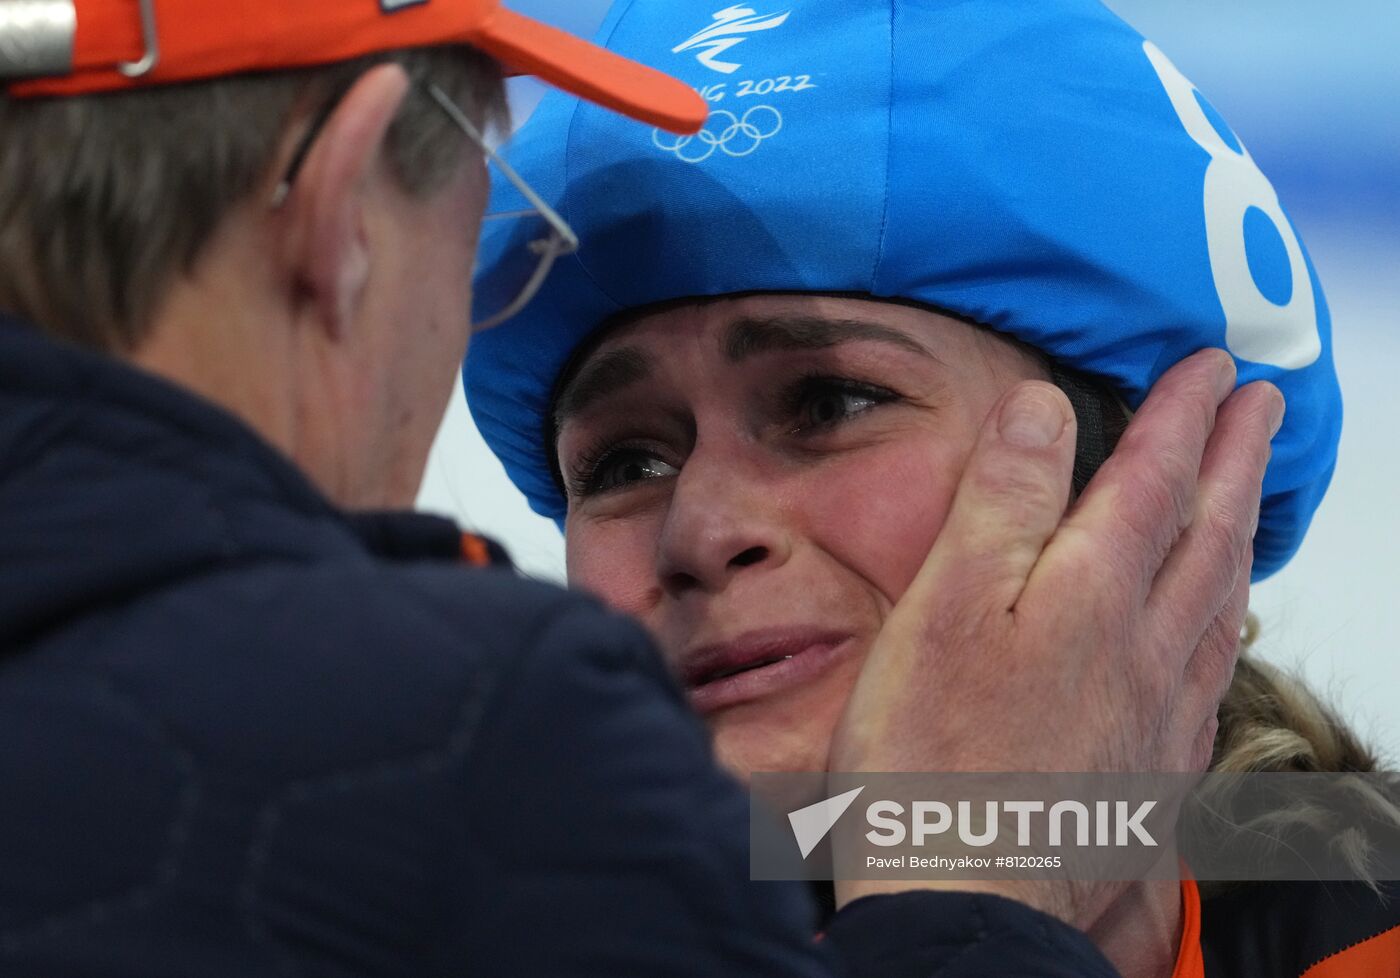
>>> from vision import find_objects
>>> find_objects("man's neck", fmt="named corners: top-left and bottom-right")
top-left (131, 303), bottom-right (294, 456)
top-left (125, 238), bottom-right (365, 509)
top-left (1087, 878), bottom-right (1184, 978)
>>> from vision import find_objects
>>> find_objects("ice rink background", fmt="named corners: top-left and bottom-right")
top-left (419, 1), bottom-right (1400, 762)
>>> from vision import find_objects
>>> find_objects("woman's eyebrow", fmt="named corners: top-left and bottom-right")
top-left (554, 346), bottom-right (652, 427)
top-left (723, 316), bottom-right (941, 362)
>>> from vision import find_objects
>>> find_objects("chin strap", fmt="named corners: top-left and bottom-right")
top-left (1048, 362), bottom-right (1130, 497)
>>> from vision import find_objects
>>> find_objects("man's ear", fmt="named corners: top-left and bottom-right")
top-left (281, 62), bottom-right (412, 340)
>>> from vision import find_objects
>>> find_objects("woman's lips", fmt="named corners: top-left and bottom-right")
top-left (679, 629), bottom-right (853, 714)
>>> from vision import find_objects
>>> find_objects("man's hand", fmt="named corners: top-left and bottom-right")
top-left (829, 349), bottom-right (1283, 928)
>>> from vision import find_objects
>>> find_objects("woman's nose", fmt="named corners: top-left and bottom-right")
top-left (655, 454), bottom-right (792, 598)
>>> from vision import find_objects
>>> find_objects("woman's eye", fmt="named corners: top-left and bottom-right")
top-left (582, 449), bottom-right (679, 495)
top-left (793, 379), bottom-right (898, 431)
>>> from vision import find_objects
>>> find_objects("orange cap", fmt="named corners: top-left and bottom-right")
top-left (1, 0), bottom-right (706, 133)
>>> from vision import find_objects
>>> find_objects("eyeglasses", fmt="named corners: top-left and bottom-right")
top-left (271, 79), bottom-right (578, 331)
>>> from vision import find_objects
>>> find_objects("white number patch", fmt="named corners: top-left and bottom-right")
top-left (1143, 41), bottom-right (1320, 369)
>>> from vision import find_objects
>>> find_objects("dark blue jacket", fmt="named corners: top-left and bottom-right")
top-left (0, 314), bottom-right (1118, 977)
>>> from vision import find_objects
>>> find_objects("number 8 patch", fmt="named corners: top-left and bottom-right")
top-left (1143, 41), bottom-right (1321, 370)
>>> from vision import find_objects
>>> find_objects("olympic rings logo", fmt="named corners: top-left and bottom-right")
top-left (652, 105), bottom-right (784, 163)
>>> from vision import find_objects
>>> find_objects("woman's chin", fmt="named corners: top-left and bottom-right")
top-left (704, 655), bottom-right (860, 781)
top-left (711, 714), bottom-right (840, 783)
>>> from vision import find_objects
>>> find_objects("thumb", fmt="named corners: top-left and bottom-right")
top-left (900, 381), bottom-right (1077, 623)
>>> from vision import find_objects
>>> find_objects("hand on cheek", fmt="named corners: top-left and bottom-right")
top-left (829, 350), bottom-right (1281, 930)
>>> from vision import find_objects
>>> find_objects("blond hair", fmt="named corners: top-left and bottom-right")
top-left (1214, 615), bottom-right (1383, 775)
top-left (1199, 614), bottom-right (1399, 893)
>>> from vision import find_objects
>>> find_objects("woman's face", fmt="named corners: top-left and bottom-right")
top-left (555, 295), bottom-right (1047, 778)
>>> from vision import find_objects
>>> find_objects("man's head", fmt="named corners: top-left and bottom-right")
top-left (2, 49), bottom-right (505, 506)
top-left (0, 0), bottom-right (705, 508)
top-left (0, 48), bottom-right (503, 352)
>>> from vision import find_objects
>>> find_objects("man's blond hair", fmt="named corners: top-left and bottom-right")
top-left (0, 47), bottom-right (506, 351)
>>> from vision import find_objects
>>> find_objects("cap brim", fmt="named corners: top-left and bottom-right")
top-left (470, 7), bottom-right (705, 135)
